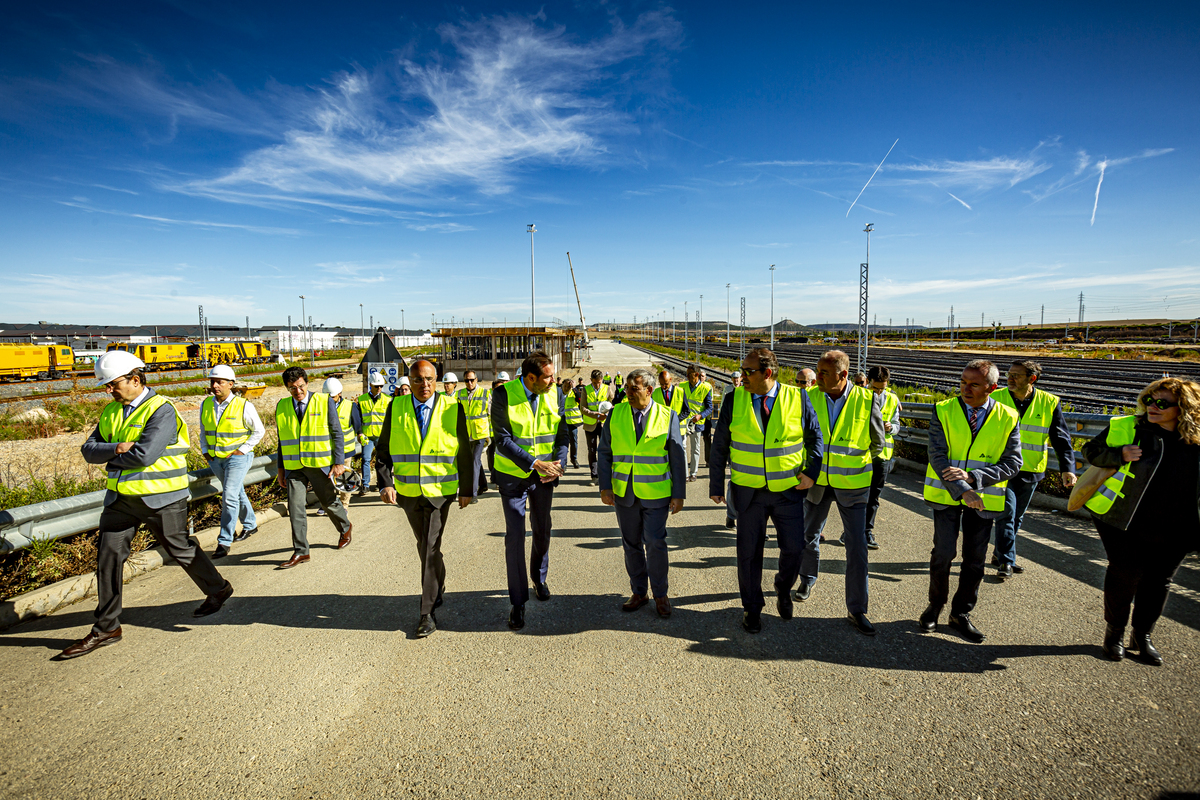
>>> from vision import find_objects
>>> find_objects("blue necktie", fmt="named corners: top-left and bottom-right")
top-left (417, 403), bottom-right (429, 438)
top-left (634, 410), bottom-right (645, 441)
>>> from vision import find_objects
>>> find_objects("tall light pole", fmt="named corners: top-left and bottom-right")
top-left (299, 295), bottom-right (306, 358)
top-left (684, 301), bottom-right (688, 358)
top-left (726, 283), bottom-right (731, 346)
top-left (527, 224), bottom-right (537, 326)
top-left (699, 295), bottom-right (704, 349)
top-left (857, 224), bottom-right (873, 374)
top-left (769, 265), bottom-right (776, 348)
top-left (672, 306), bottom-right (675, 343)
top-left (359, 303), bottom-right (364, 339)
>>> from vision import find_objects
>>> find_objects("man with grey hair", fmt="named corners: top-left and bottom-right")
top-left (798, 368), bottom-right (817, 389)
top-left (920, 359), bottom-right (1022, 644)
top-left (598, 368), bottom-right (688, 617)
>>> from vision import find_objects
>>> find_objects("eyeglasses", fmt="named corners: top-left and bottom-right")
top-left (1146, 397), bottom-right (1179, 410)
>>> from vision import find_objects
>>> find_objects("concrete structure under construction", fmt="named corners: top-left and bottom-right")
top-left (433, 325), bottom-right (581, 381)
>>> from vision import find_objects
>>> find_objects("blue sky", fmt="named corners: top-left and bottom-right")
top-left (1, 1), bottom-right (1197, 330)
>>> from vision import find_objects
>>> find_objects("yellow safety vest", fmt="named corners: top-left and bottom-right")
top-left (200, 395), bottom-right (250, 458)
top-left (456, 386), bottom-right (493, 440)
top-left (682, 381), bottom-right (713, 427)
top-left (584, 383), bottom-right (607, 415)
top-left (728, 384), bottom-right (808, 492)
top-left (1084, 415), bottom-right (1137, 516)
top-left (609, 402), bottom-right (673, 500)
top-left (276, 392), bottom-right (334, 470)
top-left (880, 390), bottom-right (900, 462)
top-left (651, 385), bottom-right (687, 421)
top-left (336, 399), bottom-right (360, 456)
top-left (98, 394), bottom-right (190, 496)
top-left (923, 399), bottom-right (1020, 512)
top-left (387, 394), bottom-right (461, 498)
top-left (808, 385), bottom-right (875, 489)
top-left (357, 391), bottom-right (390, 439)
top-left (564, 392), bottom-right (584, 425)
top-left (494, 379), bottom-right (561, 478)
top-left (993, 387), bottom-right (1061, 473)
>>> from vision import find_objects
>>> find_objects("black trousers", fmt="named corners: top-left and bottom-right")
top-left (585, 427), bottom-right (602, 478)
top-left (94, 495), bottom-right (226, 634)
top-left (864, 458), bottom-right (892, 536)
top-left (1095, 519), bottom-right (1193, 633)
top-left (500, 476), bottom-right (556, 606)
top-left (486, 439), bottom-right (497, 484)
top-left (929, 505), bottom-right (993, 616)
top-left (469, 439), bottom-right (489, 494)
top-left (736, 488), bottom-right (806, 613)
top-left (398, 495), bottom-right (452, 616)
top-left (702, 425), bottom-right (712, 465)
top-left (566, 425), bottom-right (580, 465)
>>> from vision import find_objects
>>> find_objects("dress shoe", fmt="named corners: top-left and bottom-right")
top-left (1129, 630), bottom-right (1163, 666)
top-left (233, 526), bottom-right (257, 542)
top-left (918, 604), bottom-right (941, 632)
top-left (742, 611), bottom-right (762, 634)
top-left (655, 596), bottom-right (672, 618)
top-left (316, 508), bottom-right (327, 516)
top-left (867, 535), bottom-right (880, 550)
top-left (193, 580), bottom-right (234, 617)
top-left (278, 553), bottom-right (310, 569)
top-left (533, 581), bottom-right (551, 601)
top-left (837, 535), bottom-right (846, 546)
top-left (819, 535), bottom-right (826, 543)
top-left (794, 580), bottom-right (813, 602)
top-left (1102, 624), bottom-right (1125, 661)
top-left (725, 516), bottom-right (736, 530)
top-left (415, 614), bottom-right (436, 638)
top-left (337, 524), bottom-right (353, 550)
top-left (996, 563), bottom-right (1014, 580)
top-left (777, 588), bottom-right (794, 620)
top-left (948, 613), bottom-right (986, 643)
top-left (622, 593), bottom-right (649, 612)
top-left (356, 486), bottom-right (368, 496)
top-left (571, 462), bottom-right (580, 469)
top-left (469, 497), bottom-right (479, 505)
top-left (1011, 563), bottom-right (1025, 574)
top-left (212, 544), bottom-right (230, 559)
top-left (508, 604), bottom-right (525, 630)
top-left (847, 612), bottom-right (877, 636)
top-left (59, 627), bottom-right (122, 659)
top-left (433, 589), bottom-right (444, 610)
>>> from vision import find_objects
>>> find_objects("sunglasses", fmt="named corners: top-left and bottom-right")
top-left (740, 367), bottom-right (764, 376)
top-left (1146, 397), bottom-right (1178, 410)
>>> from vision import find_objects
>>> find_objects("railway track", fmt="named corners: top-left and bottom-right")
top-left (634, 340), bottom-right (1200, 412)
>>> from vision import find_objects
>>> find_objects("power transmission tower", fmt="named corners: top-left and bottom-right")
top-left (857, 223), bottom-right (873, 374)
top-left (739, 297), bottom-right (746, 361)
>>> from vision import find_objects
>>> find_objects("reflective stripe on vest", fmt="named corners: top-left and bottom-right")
top-left (993, 387), bottom-right (1060, 473)
top-left (98, 394), bottom-right (190, 496)
top-left (585, 383), bottom-right (606, 411)
top-left (387, 394), bottom-right (461, 497)
top-left (923, 399), bottom-right (1020, 512)
top-left (609, 402), bottom-right (672, 500)
top-left (357, 392), bottom-right (390, 439)
top-left (457, 387), bottom-right (493, 440)
top-left (880, 390), bottom-right (900, 461)
top-left (682, 381), bottom-right (713, 426)
top-left (807, 385), bottom-right (874, 489)
top-left (651, 385), bottom-right (687, 421)
top-left (336, 399), bottom-right (360, 456)
top-left (494, 379), bottom-right (561, 478)
top-left (276, 393), bottom-right (334, 470)
top-left (564, 393), bottom-right (584, 425)
top-left (728, 384), bottom-right (808, 492)
top-left (1084, 416), bottom-right (1137, 515)
top-left (201, 395), bottom-right (250, 458)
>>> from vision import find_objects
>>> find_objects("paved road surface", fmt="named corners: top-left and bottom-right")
top-left (2, 341), bottom-right (1197, 799)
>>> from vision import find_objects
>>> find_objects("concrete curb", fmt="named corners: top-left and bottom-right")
top-left (894, 458), bottom-right (1090, 519)
top-left (0, 503), bottom-right (288, 632)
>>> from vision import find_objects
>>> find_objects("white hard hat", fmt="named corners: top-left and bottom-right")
top-left (94, 350), bottom-right (145, 387)
top-left (398, 376), bottom-right (411, 386)
top-left (598, 401), bottom-right (613, 414)
top-left (322, 377), bottom-right (344, 396)
top-left (498, 371), bottom-right (511, 380)
top-left (442, 372), bottom-right (458, 383)
top-left (369, 372), bottom-right (386, 386)
top-left (208, 364), bottom-right (236, 381)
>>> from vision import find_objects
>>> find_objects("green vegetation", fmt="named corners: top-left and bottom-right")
top-left (0, 474), bottom-right (107, 512)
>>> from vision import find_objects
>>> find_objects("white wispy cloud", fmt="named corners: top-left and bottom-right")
top-left (947, 192), bottom-right (971, 210)
top-left (886, 155), bottom-right (1050, 189)
top-left (57, 200), bottom-right (304, 235)
top-left (746, 243), bottom-right (793, 248)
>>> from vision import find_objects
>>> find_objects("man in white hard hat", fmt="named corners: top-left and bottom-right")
top-left (201, 364), bottom-right (265, 558)
top-left (356, 372), bottom-right (391, 495)
top-left (397, 376), bottom-right (412, 396)
top-left (62, 351), bottom-right (232, 659)
top-left (456, 369), bottom-right (492, 500)
top-left (441, 372), bottom-right (459, 399)
top-left (322, 376), bottom-right (363, 513)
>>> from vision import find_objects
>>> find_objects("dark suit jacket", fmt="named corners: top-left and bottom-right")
top-left (275, 391), bottom-right (345, 476)
top-left (81, 388), bottom-right (189, 509)
top-left (926, 397), bottom-right (1022, 519)
top-left (596, 407), bottom-right (688, 508)
top-left (490, 382), bottom-right (571, 493)
top-left (708, 384), bottom-right (824, 514)
top-left (373, 393), bottom-right (474, 507)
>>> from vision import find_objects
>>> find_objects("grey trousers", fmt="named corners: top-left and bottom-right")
top-left (685, 427), bottom-right (703, 477)
top-left (94, 495), bottom-right (226, 634)
top-left (286, 467), bottom-right (351, 555)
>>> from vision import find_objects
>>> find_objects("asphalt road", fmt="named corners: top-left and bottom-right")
top-left (1, 342), bottom-right (1198, 799)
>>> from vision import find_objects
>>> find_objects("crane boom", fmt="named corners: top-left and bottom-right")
top-left (567, 251), bottom-right (589, 346)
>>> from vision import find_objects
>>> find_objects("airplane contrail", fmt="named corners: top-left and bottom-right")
top-left (846, 138), bottom-right (899, 218)
top-left (1090, 160), bottom-right (1108, 226)
top-left (948, 192), bottom-right (971, 210)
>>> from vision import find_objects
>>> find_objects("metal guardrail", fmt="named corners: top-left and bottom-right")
top-left (0, 454), bottom-right (278, 553)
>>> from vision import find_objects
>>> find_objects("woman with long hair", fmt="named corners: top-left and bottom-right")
top-left (1082, 377), bottom-right (1200, 665)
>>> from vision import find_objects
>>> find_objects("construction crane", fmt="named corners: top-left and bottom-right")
top-left (567, 252), bottom-right (591, 360)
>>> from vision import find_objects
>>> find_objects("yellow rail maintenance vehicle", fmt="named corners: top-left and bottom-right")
top-left (105, 342), bottom-right (192, 371)
top-left (187, 340), bottom-right (272, 366)
top-left (0, 343), bottom-right (77, 381)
